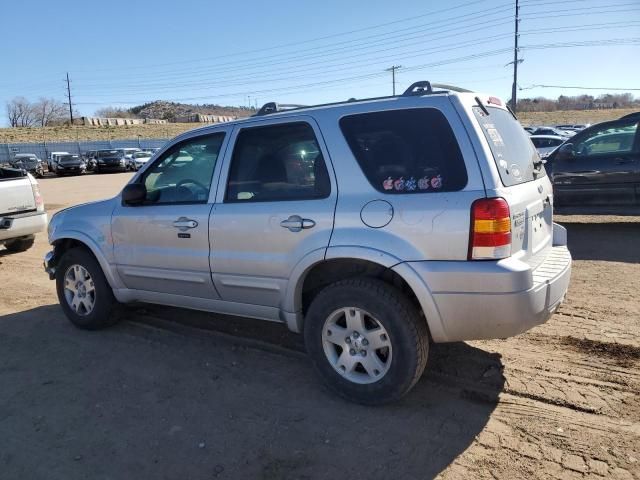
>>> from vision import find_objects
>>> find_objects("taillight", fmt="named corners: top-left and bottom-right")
top-left (32, 182), bottom-right (44, 211)
top-left (469, 198), bottom-right (511, 260)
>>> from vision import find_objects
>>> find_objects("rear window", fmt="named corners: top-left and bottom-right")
top-left (473, 106), bottom-right (544, 186)
top-left (339, 108), bottom-right (467, 193)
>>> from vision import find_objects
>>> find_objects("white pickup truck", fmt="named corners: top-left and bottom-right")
top-left (0, 166), bottom-right (47, 253)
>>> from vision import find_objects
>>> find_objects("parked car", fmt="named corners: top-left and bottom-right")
top-left (529, 135), bottom-right (566, 158)
top-left (121, 148), bottom-right (141, 160)
top-left (55, 154), bottom-right (87, 176)
top-left (43, 82), bottom-right (572, 404)
top-left (129, 151), bottom-right (153, 170)
top-left (1, 165), bottom-right (47, 253)
top-left (532, 126), bottom-right (574, 137)
top-left (523, 126), bottom-right (536, 135)
top-left (94, 149), bottom-right (128, 173)
top-left (10, 154), bottom-right (45, 177)
top-left (47, 151), bottom-right (70, 172)
top-left (546, 112), bottom-right (639, 214)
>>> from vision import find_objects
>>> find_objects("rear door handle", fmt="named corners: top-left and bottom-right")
top-left (280, 215), bottom-right (316, 232)
top-left (173, 217), bottom-right (198, 230)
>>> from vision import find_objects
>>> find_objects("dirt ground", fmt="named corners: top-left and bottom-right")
top-left (1, 173), bottom-right (638, 480)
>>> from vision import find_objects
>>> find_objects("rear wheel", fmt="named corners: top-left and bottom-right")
top-left (304, 278), bottom-right (429, 405)
top-left (55, 247), bottom-right (120, 330)
top-left (4, 236), bottom-right (35, 253)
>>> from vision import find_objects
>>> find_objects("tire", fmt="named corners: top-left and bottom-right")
top-left (55, 247), bottom-right (120, 330)
top-left (4, 236), bottom-right (35, 253)
top-left (304, 277), bottom-right (429, 405)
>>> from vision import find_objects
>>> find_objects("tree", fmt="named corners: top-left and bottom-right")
top-left (94, 106), bottom-right (136, 118)
top-left (32, 97), bottom-right (67, 126)
top-left (6, 97), bottom-right (35, 127)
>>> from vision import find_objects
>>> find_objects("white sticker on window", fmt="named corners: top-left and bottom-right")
top-left (486, 128), bottom-right (504, 147)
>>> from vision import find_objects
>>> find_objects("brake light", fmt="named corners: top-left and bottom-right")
top-left (469, 198), bottom-right (511, 260)
top-left (32, 182), bottom-right (44, 211)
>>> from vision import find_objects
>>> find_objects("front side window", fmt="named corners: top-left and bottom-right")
top-left (141, 133), bottom-right (225, 205)
top-left (225, 122), bottom-right (330, 202)
top-left (340, 108), bottom-right (467, 193)
top-left (573, 121), bottom-right (638, 157)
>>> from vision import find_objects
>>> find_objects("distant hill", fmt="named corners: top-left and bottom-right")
top-left (128, 101), bottom-right (253, 121)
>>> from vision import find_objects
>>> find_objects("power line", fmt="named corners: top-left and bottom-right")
top-left (526, 84), bottom-right (640, 91)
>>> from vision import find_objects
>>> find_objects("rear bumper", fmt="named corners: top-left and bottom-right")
top-left (0, 210), bottom-right (47, 242)
top-left (406, 223), bottom-right (572, 342)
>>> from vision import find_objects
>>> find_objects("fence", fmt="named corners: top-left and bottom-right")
top-left (0, 138), bottom-right (170, 163)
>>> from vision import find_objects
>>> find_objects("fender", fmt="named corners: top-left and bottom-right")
top-left (283, 246), bottom-right (444, 339)
top-left (51, 229), bottom-right (125, 289)
top-left (390, 262), bottom-right (447, 343)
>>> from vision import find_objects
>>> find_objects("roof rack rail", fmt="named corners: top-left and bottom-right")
top-left (254, 102), bottom-right (308, 116)
top-left (402, 81), bottom-right (473, 96)
top-left (431, 83), bottom-right (473, 93)
top-left (402, 81), bottom-right (433, 96)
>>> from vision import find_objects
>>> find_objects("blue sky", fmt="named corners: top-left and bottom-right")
top-left (2, 0), bottom-right (639, 125)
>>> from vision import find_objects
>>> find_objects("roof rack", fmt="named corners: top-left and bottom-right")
top-left (254, 102), bottom-right (308, 116)
top-left (254, 81), bottom-right (473, 117)
top-left (402, 81), bottom-right (473, 96)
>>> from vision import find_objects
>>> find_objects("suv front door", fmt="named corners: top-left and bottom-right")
top-left (112, 130), bottom-right (229, 298)
top-left (210, 117), bottom-right (336, 308)
top-left (552, 119), bottom-right (640, 207)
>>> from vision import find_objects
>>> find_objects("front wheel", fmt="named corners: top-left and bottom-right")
top-left (55, 247), bottom-right (120, 330)
top-left (304, 278), bottom-right (429, 405)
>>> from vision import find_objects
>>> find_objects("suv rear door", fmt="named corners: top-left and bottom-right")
top-left (210, 116), bottom-right (336, 308)
top-left (551, 119), bottom-right (640, 207)
top-left (469, 99), bottom-right (554, 261)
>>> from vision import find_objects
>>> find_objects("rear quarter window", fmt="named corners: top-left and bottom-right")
top-left (339, 108), bottom-right (467, 193)
top-left (473, 106), bottom-right (543, 186)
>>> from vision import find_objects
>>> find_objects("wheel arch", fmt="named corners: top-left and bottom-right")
top-left (284, 246), bottom-right (443, 339)
top-left (51, 231), bottom-right (123, 289)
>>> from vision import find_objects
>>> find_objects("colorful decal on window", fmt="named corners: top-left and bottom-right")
top-left (393, 177), bottom-right (405, 191)
top-left (418, 176), bottom-right (431, 190)
top-left (405, 177), bottom-right (417, 191)
top-left (383, 177), bottom-right (394, 190)
top-left (430, 175), bottom-right (442, 189)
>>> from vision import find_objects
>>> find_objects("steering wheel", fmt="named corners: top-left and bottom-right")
top-left (176, 178), bottom-right (208, 192)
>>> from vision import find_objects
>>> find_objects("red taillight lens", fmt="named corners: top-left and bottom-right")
top-left (32, 183), bottom-right (44, 210)
top-left (469, 198), bottom-right (511, 260)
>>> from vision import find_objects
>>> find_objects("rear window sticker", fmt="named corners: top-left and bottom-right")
top-left (383, 177), bottom-right (394, 190)
top-left (486, 128), bottom-right (505, 147)
top-left (418, 176), bottom-right (431, 190)
top-left (430, 175), bottom-right (442, 189)
top-left (393, 177), bottom-right (405, 191)
top-left (405, 177), bottom-right (417, 191)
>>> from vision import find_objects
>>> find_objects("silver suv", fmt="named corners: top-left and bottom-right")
top-left (44, 82), bottom-right (571, 404)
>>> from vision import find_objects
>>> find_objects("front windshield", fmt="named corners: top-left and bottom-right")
top-left (59, 155), bottom-right (80, 164)
top-left (97, 150), bottom-right (120, 158)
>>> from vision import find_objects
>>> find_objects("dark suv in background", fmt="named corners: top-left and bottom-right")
top-left (546, 112), bottom-right (640, 214)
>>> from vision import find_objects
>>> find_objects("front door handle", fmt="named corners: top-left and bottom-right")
top-left (173, 217), bottom-right (198, 230)
top-left (280, 215), bottom-right (316, 232)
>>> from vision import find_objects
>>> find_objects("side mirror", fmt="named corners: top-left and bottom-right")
top-left (555, 143), bottom-right (575, 161)
top-left (122, 183), bottom-right (146, 206)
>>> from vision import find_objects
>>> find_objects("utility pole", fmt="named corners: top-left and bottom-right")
top-left (386, 65), bottom-right (402, 95)
top-left (65, 72), bottom-right (74, 125)
top-left (510, 0), bottom-right (520, 112)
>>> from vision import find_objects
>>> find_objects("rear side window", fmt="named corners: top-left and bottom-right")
top-left (473, 106), bottom-right (544, 186)
top-left (339, 108), bottom-right (467, 193)
top-left (225, 122), bottom-right (330, 203)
